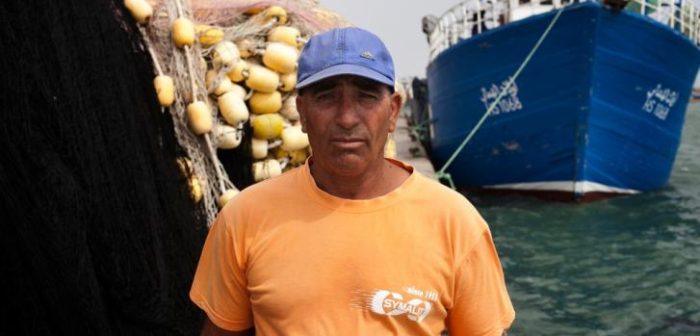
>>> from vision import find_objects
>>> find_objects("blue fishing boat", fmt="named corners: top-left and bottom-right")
top-left (418, 0), bottom-right (700, 200)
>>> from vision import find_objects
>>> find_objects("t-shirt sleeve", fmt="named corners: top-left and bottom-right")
top-left (448, 228), bottom-right (515, 336)
top-left (189, 210), bottom-right (253, 331)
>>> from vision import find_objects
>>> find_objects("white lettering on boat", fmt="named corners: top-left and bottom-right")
top-left (480, 77), bottom-right (523, 116)
top-left (642, 84), bottom-right (678, 121)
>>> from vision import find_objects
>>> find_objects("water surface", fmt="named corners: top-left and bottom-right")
top-left (475, 103), bottom-right (700, 335)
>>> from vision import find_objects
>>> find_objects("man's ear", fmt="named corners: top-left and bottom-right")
top-left (387, 91), bottom-right (402, 133)
top-left (296, 94), bottom-right (307, 133)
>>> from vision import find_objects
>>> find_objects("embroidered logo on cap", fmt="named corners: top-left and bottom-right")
top-left (360, 51), bottom-right (374, 60)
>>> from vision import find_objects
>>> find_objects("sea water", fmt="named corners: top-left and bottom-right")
top-left (476, 103), bottom-right (700, 335)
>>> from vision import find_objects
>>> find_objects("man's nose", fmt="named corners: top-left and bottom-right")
top-left (334, 93), bottom-right (360, 129)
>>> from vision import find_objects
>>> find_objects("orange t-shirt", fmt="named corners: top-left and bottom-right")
top-left (190, 159), bottom-right (514, 335)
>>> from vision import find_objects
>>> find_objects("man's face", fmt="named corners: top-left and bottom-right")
top-left (297, 75), bottom-right (401, 177)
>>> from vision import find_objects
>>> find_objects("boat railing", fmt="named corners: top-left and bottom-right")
top-left (426, 0), bottom-right (700, 62)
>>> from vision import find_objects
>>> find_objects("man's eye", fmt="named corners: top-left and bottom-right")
top-left (314, 92), bottom-right (334, 102)
top-left (359, 92), bottom-right (378, 100)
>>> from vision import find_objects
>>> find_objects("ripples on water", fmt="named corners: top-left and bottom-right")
top-left (473, 104), bottom-right (700, 335)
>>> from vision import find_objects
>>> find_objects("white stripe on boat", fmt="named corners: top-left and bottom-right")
top-left (483, 181), bottom-right (640, 194)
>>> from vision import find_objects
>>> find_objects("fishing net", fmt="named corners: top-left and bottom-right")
top-left (136, 0), bottom-right (350, 224)
top-left (0, 0), bottom-right (350, 333)
top-left (191, 0), bottom-right (348, 33)
top-left (0, 0), bottom-right (208, 334)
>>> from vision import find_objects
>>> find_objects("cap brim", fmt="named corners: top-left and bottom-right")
top-left (296, 63), bottom-right (394, 90)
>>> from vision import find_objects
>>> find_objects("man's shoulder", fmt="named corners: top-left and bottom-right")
top-left (390, 159), bottom-right (470, 206)
top-left (408, 173), bottom-right (489, 236)
top-left (411, 172), bottom-right (476, 210)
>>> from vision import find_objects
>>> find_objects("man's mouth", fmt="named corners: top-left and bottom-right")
top-left (330, 137), bottom-right (365, 149)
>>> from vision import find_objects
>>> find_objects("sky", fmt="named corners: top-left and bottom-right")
top-left (319, 0), bottom-right (459, 79)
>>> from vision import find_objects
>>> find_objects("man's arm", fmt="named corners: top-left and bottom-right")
top-left (191, 213), bottom-right (254, 335)
top-left (447, 228), bottom-right (515, 335)
top-left (201, 317), bottom-right (254, 336)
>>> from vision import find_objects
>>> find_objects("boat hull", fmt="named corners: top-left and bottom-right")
top-left (426, 2), bottom-right (700, 199)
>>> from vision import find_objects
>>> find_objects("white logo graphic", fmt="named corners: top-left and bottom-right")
top-left (642, 84), bottom-right (678, 121)
top-left (360, 51), bottom-right (374, 60)
top-left (480, 77), bottom-right (523, 116)
top-left (370, 290), bottom-right (432, 322)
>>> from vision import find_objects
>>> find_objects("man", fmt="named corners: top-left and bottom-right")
top-left (190, 27), bottom-right (515, 335)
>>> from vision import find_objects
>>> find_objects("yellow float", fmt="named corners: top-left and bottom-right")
top-left (212, 41), bottom-right (240, 69)
top-left (124, 0), bottom-right (153, 24)
top-left (218, 91), bottom-right (249, 126)
top-left (217, 189), bottom-right (239, 208)
top-left (264, 6), bottom-right (288, 25)
top-left (206, 70), bottom-right (235, 96)
top-left (251, 138), bottom-right (269, 159)
top-left (186, 101), bottom-right (212, 134)
top-left (236, 38), bottom-right (256, 58)
top-left (279, 72), bottom-right (297, 92)
top-left (229, 83), bottom-right (247, 100)
top-left (153, 75), bottom-right (175, 107)
top-left (245, 64), bottom-right (280, 93)
top-left (196, 25), bottom-right (224, 46)
top-left (227, 60), bottom-right (249, 83)
top-left (262, 42), bottom-right (298, 74)
top-left (280, 94), bottom-right (300, 121)
top-left (272, 147), bottom-right (288, 160)
top-left (267, 26), bottom-right (302, 48)
top-left (215, 124), bottom-right (242, 149)
top-left (281, 126), bottom-right (309, 151)
top-left (249, 91), bottom-right (282, 114)
top-left (251, 113), bottom-right (285, 140)
top-left (252, 159), bottom-right (282, 182)
top-left (288, 148), bottom-right (309, 165)
top-left (172, 17), bottom-right (195, 48)
top-left (188, 175), bottom-right (203, 203)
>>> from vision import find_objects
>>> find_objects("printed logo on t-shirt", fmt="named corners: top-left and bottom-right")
top-left (351, 286), bottom-right (439, 323)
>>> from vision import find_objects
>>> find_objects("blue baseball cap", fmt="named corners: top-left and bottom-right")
top-left (296, 27), bottom-right (395, 91)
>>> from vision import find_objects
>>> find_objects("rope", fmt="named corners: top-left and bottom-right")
top-left (406, 117), bottom-right (435, 142)
top-left (141, 28), bottom-right (164, 76)
top-left (433, 6), bottom-right (566, 188)
top-left (204, 134), bottom-right (227, 193)
top-left (174, 0), bottom-right (184, 18)
top-left (176, 0), bottom-right (228, 195)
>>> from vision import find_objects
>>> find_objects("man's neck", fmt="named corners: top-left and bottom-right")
top-left (309, 158), bottom-right (410, 200)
